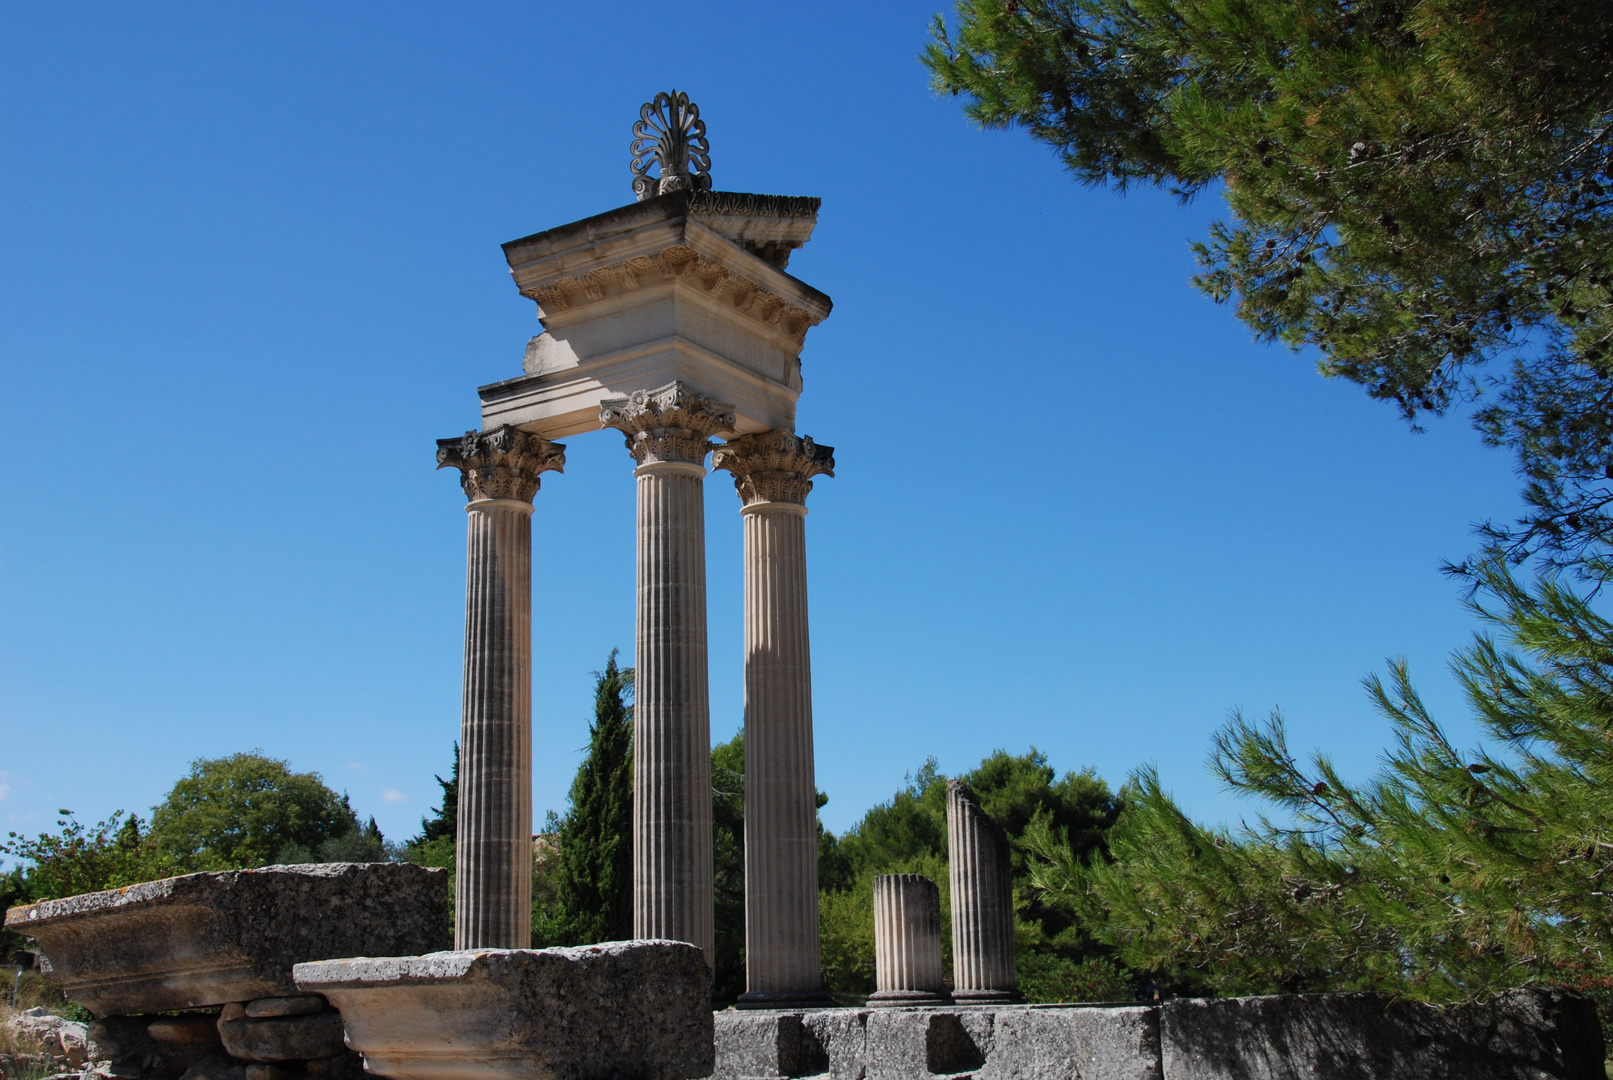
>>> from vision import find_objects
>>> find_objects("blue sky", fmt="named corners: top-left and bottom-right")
top-left (0, 2), bottom-right (1523, 854)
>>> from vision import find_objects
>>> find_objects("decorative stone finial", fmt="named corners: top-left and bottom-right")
top-left (436, 425), bottom-right (565, 503)
top-left (601, 381), bottom-right (736, 467)
top-left (712, 430), bottom-right (835, 508)
top-left (631, 90), bottom-right (713, 202)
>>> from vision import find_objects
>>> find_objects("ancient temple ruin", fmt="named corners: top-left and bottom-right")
top-left (435, 89), bottom-right (835, 1006)
top-left (4, 92), bottom-right (1608, 1080)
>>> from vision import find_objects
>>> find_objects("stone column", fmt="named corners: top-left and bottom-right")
top-left (601, 382), bottom-right (734, 967)
top-left (712, 431), bottom-right (835, 1008)
top-left (435, 426), bottom-right (565, 951)
top-left (947, 781), bottom-right (1020, 1002)
top-left (869, 874), bottom-right (949, 1007)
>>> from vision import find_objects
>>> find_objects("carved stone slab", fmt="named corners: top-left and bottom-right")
top-left (293, 941), bottom-right (714, 1080)
top-left (4, 863), bottom-right (450, 1015)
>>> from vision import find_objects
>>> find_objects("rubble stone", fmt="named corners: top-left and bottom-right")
top-left (244, 997), bottom-right (325, 1019)
top-left (217, 1012), bottom-right (345, 1063)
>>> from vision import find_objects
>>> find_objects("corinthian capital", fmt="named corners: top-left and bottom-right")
top-left (436, 425), bottom-right (566, 504)
top-left (599, 381), bottom-right (736, 467)
top-left (712, 429), bottom-right (835, 508)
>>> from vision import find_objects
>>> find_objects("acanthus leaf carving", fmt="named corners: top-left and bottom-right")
top-left (712, 429), bottom-right (835, 508)
top-left (599, 381), bottom-right (737, 468)
top-left (436, 425), bottom-right (566, 504)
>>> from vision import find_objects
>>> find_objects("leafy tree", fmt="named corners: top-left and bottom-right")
top-left (148, 752), bottom-right (360, 870)
top-left (539, 652), bottom-right (635, 946)
top-left (1, 811), bottom-right (178, 903)
top-left (924, 0), bottom-right (1613, 580)
top-left (817, 751), bottom-right (1125, 1001)
top-left (1025, 558), bottom-right (1613, 1004)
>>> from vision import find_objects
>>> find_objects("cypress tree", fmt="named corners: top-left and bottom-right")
top-left (552, 650), bottom-right (635, 943)
top-left (419, 743), bottom-right (459, 845)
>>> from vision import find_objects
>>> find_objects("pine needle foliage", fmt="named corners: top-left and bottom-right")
top-left (1025, 559), bottom-right (1613, 1000)
top-left (924, 0), bottom-right (1613, 579)
top-left (548, 650), bottom-right (635, 945)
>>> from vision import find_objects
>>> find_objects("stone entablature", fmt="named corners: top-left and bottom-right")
top-left (482, 190), bottom-right (833, 442)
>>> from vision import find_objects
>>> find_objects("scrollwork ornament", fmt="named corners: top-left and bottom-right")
top-left (435, 425), bottom-right (566, 504)
top-left (712, 430), bottom-right (835, 507)
top-left (600, 381), bottom-right (736, 468)
top-left (630, 90), bottom-right (713, 201)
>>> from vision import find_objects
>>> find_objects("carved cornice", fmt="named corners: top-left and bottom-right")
top-left (599, 381), bottom-right (736, 468)
top-left (520, 244), bottom-right (824, 345)
top-left (436, 425), bottom-right (565, 504)
top-left (712, 429), bottom-right (835, 508)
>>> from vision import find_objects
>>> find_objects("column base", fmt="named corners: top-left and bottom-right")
top-left (734, 989), bottom-right (839, 1010)
top-left (866, 990), bottom-right (952, 1008)
top-left (949, 988), bottom-right (1023, 1005)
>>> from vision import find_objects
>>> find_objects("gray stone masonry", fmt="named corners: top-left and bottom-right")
top-left (5, 863), bottom-right (450, 1015)
top-left (293, 940), bottom-right (714, 1080)
top-left (712, 990), bottom-right (1602, 1080)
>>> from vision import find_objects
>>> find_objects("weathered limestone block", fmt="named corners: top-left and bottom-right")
top-left (979, 1006), bottom-right (1160, 1080)
top-left (1158, 989), bottom-right (1604, 1080)
top-left (293, 940), bottom-right (714, 1080)
top-left (800, 1011), bottom-right (869, 1080)
top-left (713, 1012), bottom-right (827, 1080)
top-left (864, 1009), bottom-right (993, 1080)
top-left (217, 1011), bottom-right (346, 1063)
top-left (5, 863), bottom-right (450, 1015)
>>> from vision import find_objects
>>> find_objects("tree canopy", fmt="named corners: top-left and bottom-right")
top-left (1025, 559), bottom-right (1613, 1006)
top-left (924, 0), bottom-right (1613, 579)
top-left (147, 751), bottom-right (361, 870)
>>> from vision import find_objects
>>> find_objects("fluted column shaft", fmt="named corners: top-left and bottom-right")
top-left (869, 874), bottom-right (949, 1006)
top-left (603, 382), bottom-right (735, 968)
top-left (947, 780), bottom-right (1020, 1001)
top-left (633, 459), bottom-right (715, 962)
top-left (456, 499), bottom-right (533, 949)
top-left (713, 430), bottom-right (835, 1007)
top-left (436, 426), bottom-right (565, 951)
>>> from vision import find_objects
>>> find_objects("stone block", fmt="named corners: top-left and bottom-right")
top-left (979, 1006), bottom-right (1161, 1080)
top-left (6, 863), bottom-right (450, 1015)
top-left (864, 1009), bottom-right (994, 1080)
top-left (245, 996), bottom-right (325, 1019)
top-left (1158, 989), bottom-right (1605, 1080)
top-left (713, 1012), bottom-right (824, 1080)
top-left (294, 940), bottom-right (714, 1080)
top-left (147, 1018), bottom-right (223, 1047)
top-left (218, 1011), bottom-right (346, 1063)
top-left (800, 1011), bottom-right (869, 1080)
top-left (176, 1052), bottom-right (247, 1080)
